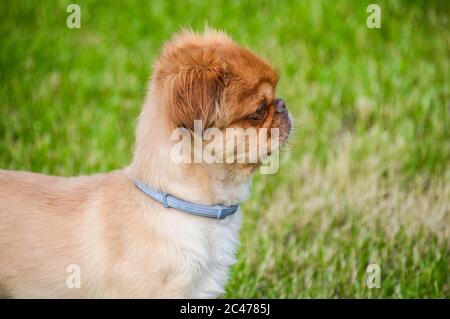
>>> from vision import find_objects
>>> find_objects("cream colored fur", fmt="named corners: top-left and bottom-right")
top-left (0, 29), bottom-right (289, 298)
top-left (0, 79), bottom-right (252, 299)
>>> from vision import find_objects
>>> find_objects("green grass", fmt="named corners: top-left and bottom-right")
top-left (1, 0), bottom-right (449, 298)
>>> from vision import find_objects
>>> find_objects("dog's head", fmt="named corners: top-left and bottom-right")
top-left (151, 29), bottom-right (291, 171)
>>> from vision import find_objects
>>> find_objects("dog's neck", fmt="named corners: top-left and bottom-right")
top-left (128, 95), bottom-right (252, 206)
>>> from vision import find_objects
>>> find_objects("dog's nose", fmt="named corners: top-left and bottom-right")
top-left (275, 98), bottom-right (287, 114)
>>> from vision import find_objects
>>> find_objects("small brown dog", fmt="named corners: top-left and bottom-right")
top-left (0, 29), bottom-right (291, 298)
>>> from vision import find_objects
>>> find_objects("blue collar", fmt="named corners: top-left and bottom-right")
top-left (133, 180), bottom-right (239, 219)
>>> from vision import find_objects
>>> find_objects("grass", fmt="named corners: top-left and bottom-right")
top-left (1, 0), bottom-right (449, 298)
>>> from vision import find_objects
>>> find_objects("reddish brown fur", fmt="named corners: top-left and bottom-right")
top-left (154, 30), bottom-right (279, 132)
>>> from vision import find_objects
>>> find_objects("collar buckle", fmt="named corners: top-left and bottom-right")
top-left (216, 206), bottom-right (224, 219)
top-left (161, 192), bottom-right (169, 208)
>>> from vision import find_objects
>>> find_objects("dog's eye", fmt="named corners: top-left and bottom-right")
top-left (248, 102), bottom-right (267, 121)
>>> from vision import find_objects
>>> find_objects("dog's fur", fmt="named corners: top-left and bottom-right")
top-left (0, 29), bottom-right (290, 298)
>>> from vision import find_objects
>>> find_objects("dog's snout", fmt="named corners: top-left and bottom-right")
top-left (275, 98), bottom-right (287, 114)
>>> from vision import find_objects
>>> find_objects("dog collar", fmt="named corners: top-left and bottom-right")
top-left (133, 180), bottom-right (239, 219)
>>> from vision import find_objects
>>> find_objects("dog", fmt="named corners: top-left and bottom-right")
top-left (0, 29), bottom-right (291, 298)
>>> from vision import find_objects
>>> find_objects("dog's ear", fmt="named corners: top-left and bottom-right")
top-left (155, 44), bottom-right (227, 131)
